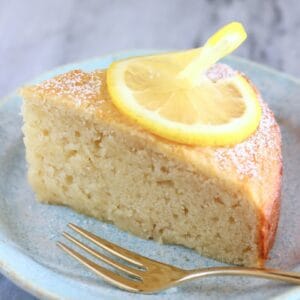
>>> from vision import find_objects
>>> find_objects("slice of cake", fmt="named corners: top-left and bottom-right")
top-left (20, 66), bottom-right (281, 267)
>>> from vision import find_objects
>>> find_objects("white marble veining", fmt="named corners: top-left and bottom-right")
top-left (0, 0), bottom-right (299, 299)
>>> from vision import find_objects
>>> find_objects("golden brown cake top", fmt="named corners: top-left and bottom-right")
top-left (21, 66), bottom-right (282, 208)
top-left (30, 70), bottom-right (104, 106)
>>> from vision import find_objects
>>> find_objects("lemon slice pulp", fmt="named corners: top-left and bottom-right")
top-left (107, 22), bottom-right (262, 146)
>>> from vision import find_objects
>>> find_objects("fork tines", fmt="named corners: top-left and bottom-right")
top-left (57, 223), bottom-right (147, 291)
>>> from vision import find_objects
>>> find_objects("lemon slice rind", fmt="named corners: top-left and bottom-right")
top-left (107, 59), bottom-right (262, 147)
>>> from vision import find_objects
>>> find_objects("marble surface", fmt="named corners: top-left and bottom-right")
top-left (0, 0), bottom-right (299, 299)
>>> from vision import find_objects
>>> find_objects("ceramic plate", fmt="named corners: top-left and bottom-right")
top-left (0, 50), bottom-right (299, 300)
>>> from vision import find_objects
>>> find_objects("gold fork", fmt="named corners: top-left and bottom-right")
top-left (57, 223), bottom-right (300, 293)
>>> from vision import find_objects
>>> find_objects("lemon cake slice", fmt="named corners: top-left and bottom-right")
top-left (21, 65), bottom-right (281, 267)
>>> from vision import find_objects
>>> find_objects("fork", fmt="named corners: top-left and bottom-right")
top-left (57, 223), bottom-right (300, 293)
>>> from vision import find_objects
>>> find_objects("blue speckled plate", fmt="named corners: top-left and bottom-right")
top-left (0, 50), bottom-right (299, 300)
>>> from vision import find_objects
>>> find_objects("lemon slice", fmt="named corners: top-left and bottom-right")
top-left (107, 22), bottom-right (262, 146)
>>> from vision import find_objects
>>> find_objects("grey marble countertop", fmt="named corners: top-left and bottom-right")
top-left (0, 0), bottom-right (299, 299)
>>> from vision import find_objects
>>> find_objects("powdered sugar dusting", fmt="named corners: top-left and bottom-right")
top-left (205, 63), bottom-right (281, 179)
top-left (34, 70), bottom-right (103, 107)
top-left (207, 63), bottom-right (236, 81)
top-left (214, 101), bottom-right (280, 178)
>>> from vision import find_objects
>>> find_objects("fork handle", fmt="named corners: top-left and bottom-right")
top-left (183, 267), bottom-right (300, 285)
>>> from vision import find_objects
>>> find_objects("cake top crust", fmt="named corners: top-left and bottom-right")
top-left (33, 70), bottom-right (103, 106)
